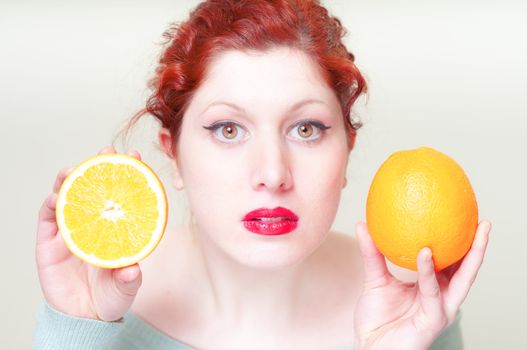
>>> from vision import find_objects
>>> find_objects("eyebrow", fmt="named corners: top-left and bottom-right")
top-left (200, 98), bottom-right (330, 115)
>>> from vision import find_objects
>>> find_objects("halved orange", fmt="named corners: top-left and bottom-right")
top-left (56, 154), bottom-right (168, 268)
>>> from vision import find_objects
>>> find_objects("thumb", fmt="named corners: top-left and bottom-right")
top-left (92, 263), bottom-right (143, 321)
top-left (113, 264), bottom-right (142, 297)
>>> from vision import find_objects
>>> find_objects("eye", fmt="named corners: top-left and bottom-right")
top-left (288, 120), bottom-right (331, 142)
top-left (203, 121), bottom-right (247, 143)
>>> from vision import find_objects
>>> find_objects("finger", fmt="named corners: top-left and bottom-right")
top-left (416, 247), bottom-right (446, 329)
top-left (52, 167), bottom-right (75, 193)
top-left (37, 193), bottom-right (59, 243)
top-left (98, 146), bottom-right (117, 154)
top-left (444, 220), bottom-right (491, 317)
top-left (126, 150), bottom-right (142, 161)
top-left (113, 264), bottom-right (142, 296)
top-left (356, 221), bottom-right (391, 287)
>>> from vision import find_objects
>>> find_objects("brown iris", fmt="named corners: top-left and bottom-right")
top-left (297, 123), bottom-right (313, 138)
top-left (222, 124), bottom-right (237, 139)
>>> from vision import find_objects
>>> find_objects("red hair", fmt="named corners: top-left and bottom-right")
top-left (119, 0), bottom-right (367, 153)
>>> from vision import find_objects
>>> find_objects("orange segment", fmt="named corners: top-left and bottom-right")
top-left (56, 154), bottom-right (168, 268)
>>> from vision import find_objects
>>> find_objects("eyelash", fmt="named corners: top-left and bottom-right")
top-left (202, 119), bottom-right (331, 144)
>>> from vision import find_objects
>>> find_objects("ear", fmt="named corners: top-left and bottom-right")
top-left (159, 128), bottom-right (185, 191)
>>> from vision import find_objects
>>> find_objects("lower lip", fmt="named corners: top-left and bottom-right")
top-left (243, 220), bottom-right (298, 235)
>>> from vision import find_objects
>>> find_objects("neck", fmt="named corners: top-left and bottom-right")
top-left (189, 224), bottom-right (308, 333)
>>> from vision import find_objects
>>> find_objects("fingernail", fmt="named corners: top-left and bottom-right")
top-left (424, 247), bottom-right (432, 261)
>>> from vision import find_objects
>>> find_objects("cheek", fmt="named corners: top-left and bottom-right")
top-left (312, 166), bottom-right (345, 209)
top-left (178, 145), bottom-right (244, 219)
top-left (296, 145), bottom-right (347, 195)
top-left (294, 150), bottom-right (348, 223)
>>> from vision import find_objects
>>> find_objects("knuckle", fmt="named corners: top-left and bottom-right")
top-left (58, 167), bottom-right (69, 177)
top-left (41, 194), bottom-right (53, 209)
top-left (46, 193), bottom-right (57, 209)
top-left (38, 196), bottom-right (54, 219)
top-left (56, 168), bottom-right (69, 182)
top-left (100, 146), bottom-right (116, 153)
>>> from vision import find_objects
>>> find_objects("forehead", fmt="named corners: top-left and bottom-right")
top-left (188, 47), bottom-right (338, 112)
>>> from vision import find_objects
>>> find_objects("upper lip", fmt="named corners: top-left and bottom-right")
top-left (242, 207), bottom-right (299, 221)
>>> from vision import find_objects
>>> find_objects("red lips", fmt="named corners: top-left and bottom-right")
top-left (242, 207), bottom-right (299, 235)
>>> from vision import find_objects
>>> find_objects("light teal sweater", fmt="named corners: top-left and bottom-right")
top-left (32, 302), bottom-right (463, 349)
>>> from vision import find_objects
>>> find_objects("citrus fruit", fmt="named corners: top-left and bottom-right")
top-left (366, 146), bottom-right (478, 271)
top-left (56, 153), bottom-right (168, 268)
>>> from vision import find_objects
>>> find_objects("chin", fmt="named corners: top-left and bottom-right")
top-left (227, 233), bottom-right (323, 270)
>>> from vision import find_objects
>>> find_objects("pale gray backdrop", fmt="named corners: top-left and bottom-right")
top-left (1, 0), bottom-right (526, 348)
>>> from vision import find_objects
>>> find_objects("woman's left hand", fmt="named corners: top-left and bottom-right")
top-left (353, 220), bottom-right (491, 350)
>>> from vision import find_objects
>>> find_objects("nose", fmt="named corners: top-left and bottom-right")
top-left (250, 138), bottom-right (293, 192)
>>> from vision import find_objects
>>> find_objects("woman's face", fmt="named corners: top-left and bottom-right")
top-left (163, 47), bottom-right (351, 269)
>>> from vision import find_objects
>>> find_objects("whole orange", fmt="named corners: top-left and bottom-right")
top-left (366, 147), bottom-right (478, 271)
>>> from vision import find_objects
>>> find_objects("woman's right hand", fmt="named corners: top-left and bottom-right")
top-left (35, 146), bottom-right (143, 322)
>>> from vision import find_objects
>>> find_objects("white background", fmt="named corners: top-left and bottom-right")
top-left (1, 0), bottom-right (526, 348)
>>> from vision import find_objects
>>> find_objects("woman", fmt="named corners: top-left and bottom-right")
top-left (33, 0), bottom-right (490, 349)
